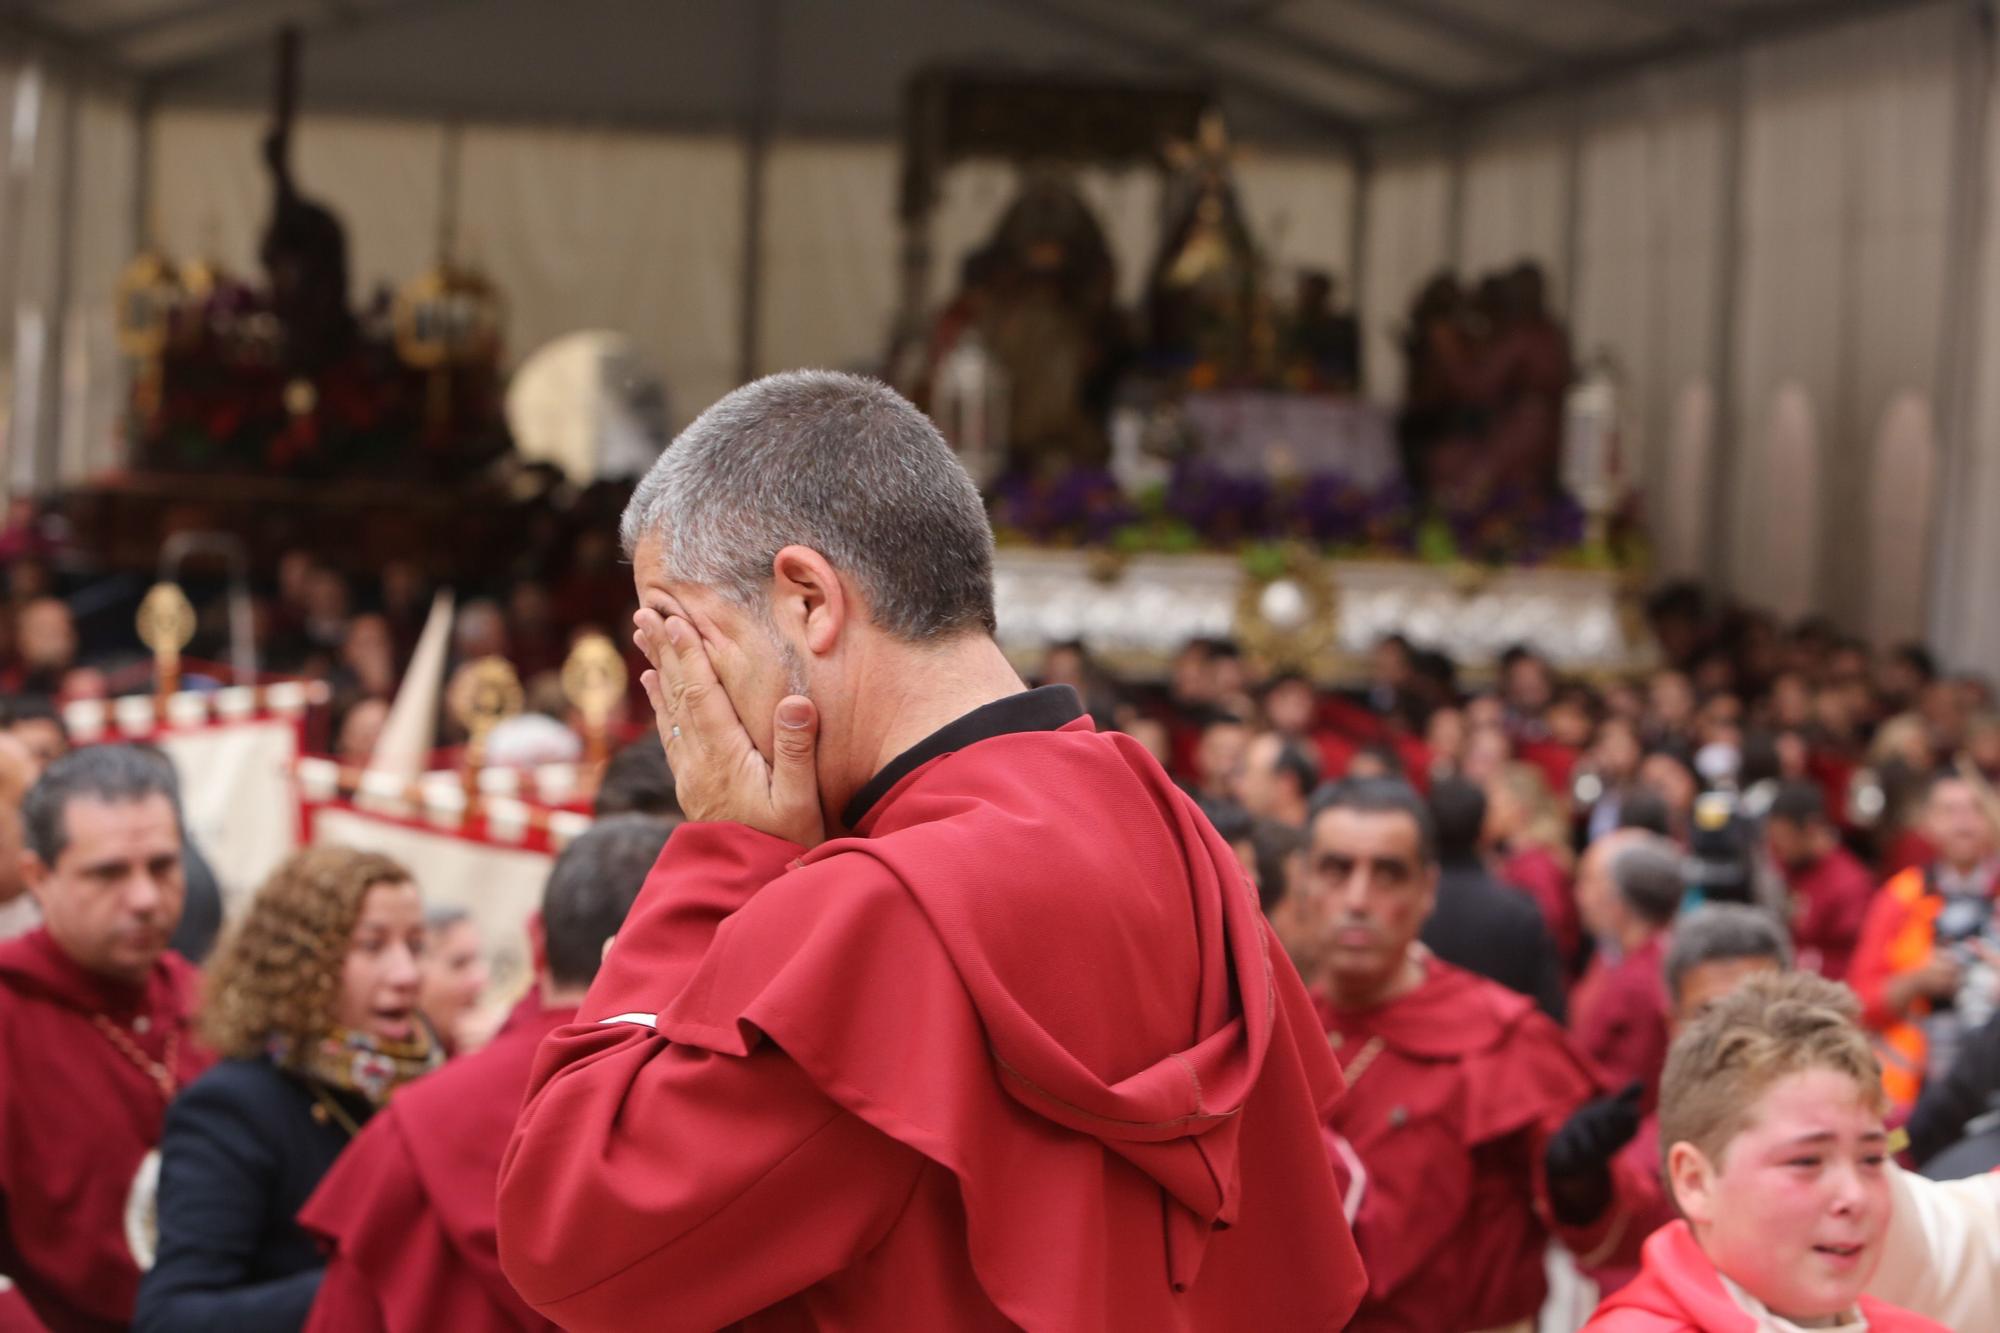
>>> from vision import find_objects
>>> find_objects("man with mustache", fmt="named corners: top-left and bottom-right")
top-left (0, 745), bottom-right (214, 1332)
top-left (1308, 776), bottom-right (1641, 1331)
top-left (497, 371), bottom-right (1365, 1331)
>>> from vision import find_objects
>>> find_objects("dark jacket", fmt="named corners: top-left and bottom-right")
top-left (134, 1057), bottom-right (375, 1333)
top-left (1420, 857), bottom-right (1569, 1023)
top-left (1909, 1007), bottom-right (2000, 1171)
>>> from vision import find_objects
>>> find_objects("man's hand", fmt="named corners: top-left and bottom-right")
top-left (634, 608), bottom-right (824, 847)
top-left (1889, 952), bottom-right (1964, 1016)
top-left (1544, 1081), bottom-right (1644, 1227)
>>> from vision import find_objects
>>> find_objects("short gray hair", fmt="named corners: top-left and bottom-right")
top-left (1664, 903), bottom-right (1793, 1003)
top-left (1609, 836), bottom-right (1687, 927)
top-left (22, 744), bottom-right (183, 865)
top-left (619, 370), bottom-right (996, 641)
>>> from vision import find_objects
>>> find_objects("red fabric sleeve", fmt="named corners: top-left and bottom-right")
top-left (301, 1255), bottom-right (385, 1333)
top-left (584, 821), bottom-right (807, 1018)
top-left (1849, 882), bottom-right (1915, 1030)
top-left (496, 1028), bottom-right (926, 1332)
top-left (497, 824), bottom-right (927, 1332)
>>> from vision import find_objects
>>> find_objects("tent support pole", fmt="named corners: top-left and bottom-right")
top-left (736, 0), bottom-right (778, 386)
top-left (1927, 0), bottom-right (1996, 663)
top-left (1703, 51), bottom-right (1749, 596)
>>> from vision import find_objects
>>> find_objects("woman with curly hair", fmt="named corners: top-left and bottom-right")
top-left (134, 846), bottom-right (439, 1332)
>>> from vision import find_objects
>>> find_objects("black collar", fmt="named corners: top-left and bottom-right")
top-left (841, 685), bottom-right (1085, 830)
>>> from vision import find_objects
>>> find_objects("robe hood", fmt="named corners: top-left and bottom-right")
top-left (655, 718), bottom-right (1344, 1318)
top-left (0, 926), bottom-right (187, 1020)
top-left (853, 724), bottom-right (1281, 1285)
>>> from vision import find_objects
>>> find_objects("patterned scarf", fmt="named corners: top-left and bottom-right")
top-left (268, 1025), bottom-right (442, 1105)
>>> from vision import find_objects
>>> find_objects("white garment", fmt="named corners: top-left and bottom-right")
top-left (0, 894), bottom-right (38, 941)
top-left (1866, 1164), bottom-right (2000, 1330)
top-left (1719, 1274), bottom-right (1867, 1332)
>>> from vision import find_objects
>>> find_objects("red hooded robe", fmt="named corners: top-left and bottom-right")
top-left (1573, 931), bottom-right (1673, 1107)
top-left (0, 928), bottom-right (212, 1333)
top-left (1318, 957), bottom-right (1640, 1330)
top-left (498, 692), bottom-right (1367, 1331)
top-left (1586, 1220), bottom-right (1949, 1331)
top-left (300, 995), bottom-right (574, 1333)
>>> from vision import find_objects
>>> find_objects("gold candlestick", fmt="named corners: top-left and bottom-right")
top-left (561, 632), bottom-right (627, 769)
top-left (446, 656), bottom-right (524, 805)
top-left (136, 583), bottom-right (197, 705)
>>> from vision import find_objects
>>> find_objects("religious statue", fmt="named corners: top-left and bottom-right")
top-left (960, 170), bottom-right (1126, 474)
top-left (1145, 112), bottom-right (1270, 387)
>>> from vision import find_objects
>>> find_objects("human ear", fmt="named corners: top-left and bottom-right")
top-left (20, 850), bottom-right (48, 908)
top-left (770, 546), bottom-right (846, 656)
top-left (1667, 1140), bottom-right (1716, 1227)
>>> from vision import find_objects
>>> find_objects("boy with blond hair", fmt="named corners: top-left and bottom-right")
top-left (1587, 971), bottom-right (1947, 1331)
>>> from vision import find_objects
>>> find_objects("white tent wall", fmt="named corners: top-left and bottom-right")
top-left (1572, 61), bottom-right (1732, 584)
top-left (1459, 102), bottom-right (1576, 309)
top-left (0, 49), bottom-right (139, 501)
top-left (1357, 145), bottom-right (1452, 403)
top-left (1728, 5), bottom-right (1954, 629)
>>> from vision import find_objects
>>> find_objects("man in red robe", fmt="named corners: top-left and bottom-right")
top-left (496, 372), bottom-right (1366, 1331)
top-left (301, 813), bottom-right (676, 1333)
top-left (0, 746), bottom-right (213, 1333)
top-left (1573, 831), bottom-right (1680, 1103)
top-left (1304, 776), bottom-right (1639, 1330)
top-left (1764, 780), bottom-right (1876, 980)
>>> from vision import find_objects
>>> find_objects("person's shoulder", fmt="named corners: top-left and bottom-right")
top-left (171, 1057), bottom-right (303, 1127)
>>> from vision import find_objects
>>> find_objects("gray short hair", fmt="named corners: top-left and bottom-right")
top-left (1609, 836), bottom-right (1687, 927)
top-left (22, 744), bottom-right (184, 865)
top-left (1664, 903), bottom-right (1794, 1003)
top-left (619, 370), bottom-right (996, 641)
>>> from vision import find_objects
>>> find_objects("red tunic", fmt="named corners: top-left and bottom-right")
top-left (1586, 1220), bottom-right (1949, 1331)
top-left (1316, 959), bottom-right (1636, 1331)
top-left (1572, 932), bottom-right (1672, 1108)
top-left (0, 929), bottom-right (212, 1333)
top-left (1785, 847), bottom-right (1877, 980)
top-left (498, 719), bottom-right (1366, 1331)
top-left (300, 995), bottom-right (574, 1333)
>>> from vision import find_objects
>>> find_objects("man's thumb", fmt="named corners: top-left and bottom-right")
top-left (773, 695), bottom-right (819, 770)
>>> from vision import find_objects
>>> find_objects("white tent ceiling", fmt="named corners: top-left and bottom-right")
top-left (4, 0), bottom-right (1947, 144)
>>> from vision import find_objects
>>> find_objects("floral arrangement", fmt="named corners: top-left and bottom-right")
top-left (989, 460), bottom-right (1643, 570)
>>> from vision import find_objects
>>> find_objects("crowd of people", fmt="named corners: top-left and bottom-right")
top-left (0, 369), bottom-right (1995, 1331)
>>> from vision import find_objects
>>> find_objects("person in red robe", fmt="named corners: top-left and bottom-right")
top-left (0, 746), bottom-right (214, 1332)
top-left (1574, 831), bottom-right (1680, 1104)
top-left (496, 372), bottom-right (1366, 1331)
top-left (1764, 780), bottom-right (1876, 980)
top-left (1585, 972), bottom-right (1948, 1332)
top-left (301, 813), bottom-right (676, 1333)
top-left (1302, 775), bottom-right (1640, 1330)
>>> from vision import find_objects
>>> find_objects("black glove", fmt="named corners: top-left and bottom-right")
top-left (1544, 1081), bottom-right (1645, 1226)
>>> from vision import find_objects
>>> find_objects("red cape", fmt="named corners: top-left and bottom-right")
top-left (1318, 959), bottom-right (1619, 1329)
top-left (500, 718), bottom-right (1366, 1331)
top-left (1572, 933), bottom-right (1672, 1109)
top-left (301, 995), bottom-right (574, 1333)
top-left (0, 929), bottom-right (211, 1333)
top-left (1587, 1221), bottom-right (1950, 1331)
